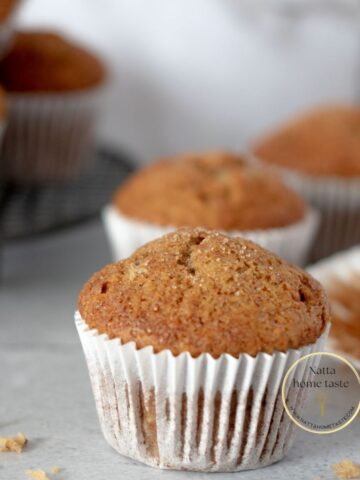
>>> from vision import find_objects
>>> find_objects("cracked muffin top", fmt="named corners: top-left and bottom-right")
top-left (0, 0), bottom-right (18, 22)
top-left (0, 31), bottom-right (106, 92)
top-left (114, 151), bottom-right (306, 231)
top-left (78, 228), bottom-right (329, 358)
top-left (254, 105), bottom-right (360, 177)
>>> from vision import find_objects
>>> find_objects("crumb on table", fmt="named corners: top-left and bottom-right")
top-left (332, 459), bottom-right (360, 479)
top-left (51, 466), bottom-right (60, 475)
top-left (25, 469), bottom-right (50, 480)
top-left (0, 432), bottom-right (27, 453)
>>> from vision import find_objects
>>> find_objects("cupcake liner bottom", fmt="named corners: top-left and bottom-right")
top-left (76, 313), bottom-right (329, 472)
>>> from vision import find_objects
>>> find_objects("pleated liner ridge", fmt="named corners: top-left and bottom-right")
top-left (269, 166), bottom-right (360, 261)
top-left (75, 312), bottom-right (328, 472)
top-left (0, 89), bottom-right (103, 183)
top-left (103, 205), bottom-right (319, 266)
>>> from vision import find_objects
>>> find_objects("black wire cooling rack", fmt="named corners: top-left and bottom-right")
top-left (0, 147), bottom-right (135, 241)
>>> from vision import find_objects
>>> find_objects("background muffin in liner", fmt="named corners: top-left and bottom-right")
top-left (308, 245), bottom-right (360, 370)
top-left (103, 204), bottom-right (318, 266)
top-left (0, 30), bottom-right (106, 184)
top-left (76, 228), bottom-right (330, 472)
top-left (103, 151), bottom-right (319, 265)
top-left (253, 105), bottom-right (360, 261)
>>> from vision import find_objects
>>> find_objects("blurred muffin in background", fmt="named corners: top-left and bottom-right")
top-left (104, 150), bottom-right (318, 265)
top-left (0, 31), bottom-right (105, 92)
top-left (254, 106), bottom-right (360, 177)
top-left (0, 0), bottom-right (20, 57)
top-left (0, 30), bottom-right (106, 184)
top-left (253, 105), bottom-right (360, 260)
top-left (308, 245), bottom-right (360, 368)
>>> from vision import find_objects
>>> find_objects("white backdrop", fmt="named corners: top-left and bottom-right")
top-left (17, 0), bottom-right (360, 163)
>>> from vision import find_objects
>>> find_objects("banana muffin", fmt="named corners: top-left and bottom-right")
top-left (0, 31), bottom-right (105, 92)
top-left (105, 151), bottom-right (317, 264)
top-left (115, 151), bottom-right (305, 231)
top-left (0, 30), bottom-right (106, 183)
top-left (254, 106), bottom-right (360, 177)
top-left (76, 228), bottom-right (329, 471)
top-left (253, 105), bottom-right (360, 260)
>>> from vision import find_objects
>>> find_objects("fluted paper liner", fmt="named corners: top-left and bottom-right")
top-left (0, 88), bottom-right (103, 183)
top-left (103, 205), bottom-right (319, 266)
top-left (308, 245), bottom-right (360, 370)
top-left (254, 162), bottom-right (360, 261)
top-left (76, 312), bottom-right (329, 472)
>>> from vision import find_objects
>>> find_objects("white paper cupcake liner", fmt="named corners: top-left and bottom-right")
top-left (102, 205), bottom-right (319, 266)
top-left (76, 312), bottom-right (329, 472)
top-left (0, 88), bottom-right (103, 184)
top-left (255, 163), bottom-right (360, 262)
top-left (308, 245), bottom-right (360, 370)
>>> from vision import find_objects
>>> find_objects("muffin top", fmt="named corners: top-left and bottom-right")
top-left (78, 228), bottom-right (329, 358)
top-left (114, 151), bottom-right (306, 230)
top-left (0, 31), bottom-right (106, 92)
top-left (0, 0), bottom-right (18, 22)
top-left (254, 105), bottom-right (360, 177)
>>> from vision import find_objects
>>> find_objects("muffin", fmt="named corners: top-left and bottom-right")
top-left (254, 105), bottom-right (360, 260)
top-left (104, 151), bottom-right (318, 265)
top-left (0, 30), bottom-right (106, 184)
top-left (0, 0), bottom-right (19, 58)
top-left (76, 228), bottom-right (330, 471)
top-left (308, 245), bottom-right (360, 369)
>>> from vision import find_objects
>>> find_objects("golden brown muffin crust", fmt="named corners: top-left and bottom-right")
top-left (0, 31), bottom-right (106, 92)
top-left (114, 151), bottom-right (306, 231)
top-left (0, 0), bottom-right (18, 22)
top-left (254, 105), bottom-right (360, 177)
top-left (78, 228), bottom-right (329, 358)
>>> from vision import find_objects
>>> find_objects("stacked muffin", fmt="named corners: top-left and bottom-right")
top-left (0, 8), bottom-right (106, 184)
top-left (104, 150), bottom-right (318, 265)
top-left (254, 105), bottom-right (360, 260)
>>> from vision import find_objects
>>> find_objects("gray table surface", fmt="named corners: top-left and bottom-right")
top-left (1, 220), bottom-right (359, 480)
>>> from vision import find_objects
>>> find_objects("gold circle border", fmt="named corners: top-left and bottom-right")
top-left (281, 351), bottom-right (360, 435)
